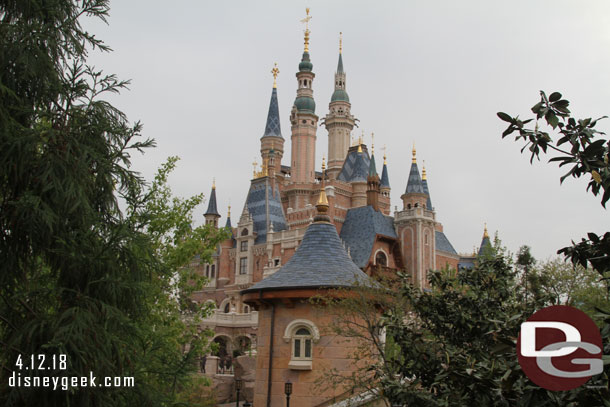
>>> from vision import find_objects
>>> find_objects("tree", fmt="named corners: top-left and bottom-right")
top-left (0, 2), bottom-right (225, 405)
top-left (530, 258), bottom-right (608, 322)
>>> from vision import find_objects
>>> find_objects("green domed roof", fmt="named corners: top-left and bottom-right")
top-left (294, 96), bottom-right (316, 113)
top-left (299, 52), bottom-right (313, 72)
top-left (331, 89), bottom-right (350, 102)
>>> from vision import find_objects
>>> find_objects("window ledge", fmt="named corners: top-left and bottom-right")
top-left (288, 360), bottom-right (312, 370)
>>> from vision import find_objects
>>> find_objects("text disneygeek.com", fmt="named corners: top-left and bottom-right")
top-left (9, 354), bottom-right (134, 390)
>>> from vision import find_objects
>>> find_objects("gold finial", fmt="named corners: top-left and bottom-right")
top-left (228, 205), bottom-right (231, 218)
top-left (271, 63), bottom-right (279, 89)
top-left (252, 160), bottom-right (258, 177)
top-left (212, 177), bottom-right (216, 190)
top-left (371, 132), bottom-right (375, 155)
top-left (339, 32), bottom-right (343, 54)
top-left (316, 155), bottom-right (329, 214)
top-left (483, 223), bottom-right (489, 238)
top-left (383, 145), bottom-right (387, 165)
top-left (263, 157), bottom-right (269, 176)
top-left (301, 8), bottom-right (312, 53)
top-left (412, 143), bottom-right (417, 163)
top-left (422, 161), bottom-right (427, 180)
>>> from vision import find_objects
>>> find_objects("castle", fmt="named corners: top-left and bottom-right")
top-left (191, 9), bottom-right (486, 405)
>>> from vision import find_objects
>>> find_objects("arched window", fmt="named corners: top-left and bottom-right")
top-left (241, 228), bottom-right (248, 236)
top-left (211, 264), bottom-right (215, 278)
top-left (224, 302), bottom-right (230, 313)
top-left (283, 319), bottom-right (319, 370)
top-left (375, 251), bottom-right (388, 266)
top-left (293, 328), bottom-right (312, 360)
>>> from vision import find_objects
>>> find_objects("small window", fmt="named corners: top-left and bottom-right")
top-left (375, 251), bottom-right (387, 267)
top-left (205, 265), bottom-right (210, 278)
top-left (274, 258), bottom-right (280, 267)
top-left (211, 264), bottom-right (215, 278)
top-left (293, 328), bottom-right (312, 360)
top-left (224, 302), bottom-right (231, 313)
top-left (240, 240), bottom-right (248, 252)
top-left (241, 229), bottom-right (248, 236)
top-left (240, 258), bottom-right (248, 275)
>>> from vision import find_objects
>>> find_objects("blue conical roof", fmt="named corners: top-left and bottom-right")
top-left (262, 87), bottom-right (282, 139)
top-left (368, 153), bottom-right (378, 177)
top-left (245, 178), bottom-right (287, 244)
top-left (380, 162), bottom-right (390, 188)
top-left (422, 178), bottom-right (433, 209)
top-left (205, 186), bottom-right (219, 216)
top-left (242, 221), bottom-right (370, 292)
top-left (405, 163), bottom-right (425, 194)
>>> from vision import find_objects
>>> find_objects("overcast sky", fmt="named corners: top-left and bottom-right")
top-left (85, 0), bottom-right (610, 261)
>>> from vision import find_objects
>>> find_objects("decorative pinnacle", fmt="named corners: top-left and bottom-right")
top-left (422, 161), bottom-right (427, 180)
top-left (339, 32), bottom-right (343, 54)
top-left (412, 143), bottom-right (417, 163)
top-left (228, 205), bottom-right (231, 218)
top-left (301, 8), bottom-right (312, 53)
top-left (252, 160), bottom-right (258, 177)
top-left (271, 63), bottom-right (279, 89)
top-left (212, 177), bottom-right (216, 190)
top-left (371, 132), bottom-right (375, 154)
top-left (483, 223), bottom-right (489, 238)
top-left (316, 155), bottom-right (329, 214)
top-left (383, 145), bottom-right (387, 165)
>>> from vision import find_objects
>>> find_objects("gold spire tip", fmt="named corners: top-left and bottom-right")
top-left (412, 143), bottom-right (417, 163)
top-left (483, 223), bottom-right (489, 238)
top-left (383, 145), bottom-right (387, 165)
top-left (422, 161), bottom-right (427, 180)
top-left (212, 177), bottom-right (216, 189)
top-left (271, 63), bottom-right (279, 88)
top-left (301, 8), bottom-right (312, 53)
top-left (371, 132), bottom-right (375, 154)
top-left (228, 205), bottom-right (231, 218)
top-left (339, 32), bottom-right (343, 54)
top-left (321, 155), bottom-right (326, 171)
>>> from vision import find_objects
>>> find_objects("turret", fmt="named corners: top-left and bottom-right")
top-left (324, 33), bottom-right (356, 179)
top-left (204, 180), bottom-right (221, 228)
top-left (260, 63), bottom-right (284, 175)
top-left (289, 8), bottom-right (318, 185)
top-left (400, 145), bottom-right (428, 210)
top-left (478, 224), bottom-right (492, 257)
top-left (380, 148), bottom-right (391, 197)
top-left (366, 141), bottom-right (381, 211)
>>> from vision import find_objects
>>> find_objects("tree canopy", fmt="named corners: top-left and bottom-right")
top-left (0, 1), bottom-right (225, 405)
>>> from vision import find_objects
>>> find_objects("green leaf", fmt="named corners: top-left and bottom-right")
top-left (497, 112), bottom-right (513, 123)
top-left (549, 92), bottom-right (562, 102)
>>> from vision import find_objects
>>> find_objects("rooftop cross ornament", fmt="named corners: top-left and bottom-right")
top-left (271, 63), bottom-right (279, 89)
top-left (300, 8), bottom-right (312, 52)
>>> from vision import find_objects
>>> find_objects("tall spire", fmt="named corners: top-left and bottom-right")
top-left (405, 145), bottom-right (424, 195)
top-left (262, 63), bottom-right (282, 139)
top-left (225, 205), bottom-right (232, 228)
top-left (421, 162), bottom-right (433, 209)
top-left (337, 32), bottom-right (344, 73)
top-left (205, 183), bottom-right (219, 216)
top-left (380, 146), bottom-right (390, 189)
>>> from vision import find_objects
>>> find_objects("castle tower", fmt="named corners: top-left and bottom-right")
top-left (366, 144), bottom-right (381, 211)
top-left (324, 33), bottom-right (356, 180)
top-left (261, 63), bottom-right (284, 175)
top-left (204, 181), bottom-right (220, 228)
top-left (380, 149), bottom-right (391, 198)
top-left (395, 146), bottom-right (437, 288)
top-left (289, 8), bottom-right (318, 187)
top-left (242, 180), bottom-right (371, 407)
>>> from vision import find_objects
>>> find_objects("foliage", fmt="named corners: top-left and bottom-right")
top-left (530, 258), bottom-right (609, 321)
top-left (0, 1), bottom-right (225, 405)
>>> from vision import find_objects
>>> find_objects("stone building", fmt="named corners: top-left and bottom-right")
top-left (190, 9), bottom-right (489, 405)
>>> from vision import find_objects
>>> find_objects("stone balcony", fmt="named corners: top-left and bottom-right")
top-left (200, 310), bottom-right (258, 328)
